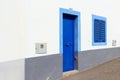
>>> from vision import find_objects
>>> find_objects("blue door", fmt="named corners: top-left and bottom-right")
top-left (60, 8), bottom-right (80, 72)
top-left (63, 14), bottom-right (76, 72)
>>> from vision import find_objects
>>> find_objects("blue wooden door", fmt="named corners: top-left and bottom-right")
top-left (63, 14), bottom-right (75, 72)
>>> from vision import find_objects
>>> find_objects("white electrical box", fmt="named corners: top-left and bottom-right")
top-left (112, 40), bottom-right (116, 46)
top-left (35, 43), bottom-right (47, 54)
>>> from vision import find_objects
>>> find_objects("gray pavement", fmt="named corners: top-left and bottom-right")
top-left (61, 57), bottom-right (120, 80)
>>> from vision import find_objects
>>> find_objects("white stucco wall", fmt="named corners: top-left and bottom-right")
top-left (0, 0), bottom-right (120, 61)
top-left (0, 0), bottom-right (27, 62)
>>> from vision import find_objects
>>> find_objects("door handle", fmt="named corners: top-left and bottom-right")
top-left (65, 43), bottom-right (70, 47)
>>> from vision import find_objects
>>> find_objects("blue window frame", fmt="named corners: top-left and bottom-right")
top-left (92, 15), bottom-right (107, 46)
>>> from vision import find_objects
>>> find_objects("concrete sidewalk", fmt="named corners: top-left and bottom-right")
top-left (61, 57), bottom-right (120, 80)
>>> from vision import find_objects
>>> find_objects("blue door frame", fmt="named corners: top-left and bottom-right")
top-left (60, 8), bottom-right (81, 72)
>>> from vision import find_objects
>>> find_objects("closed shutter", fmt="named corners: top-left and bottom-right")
top-left (94, 19), bottom-right (106, 42)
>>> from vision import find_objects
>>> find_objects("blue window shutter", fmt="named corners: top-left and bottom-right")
top-left (94, 19), bottom-right (105, 42)
top-left (92, 15), bottom-right (107, 46)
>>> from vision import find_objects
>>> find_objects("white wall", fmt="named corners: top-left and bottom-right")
top-left (0, 0), bottom-right (27, 62)
top-left (26, 0), bottom-right (120, 57)
top-left (0, 0), bottom-right (120, 61)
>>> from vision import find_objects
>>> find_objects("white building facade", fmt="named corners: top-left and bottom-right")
top-left (0, 0), bottom-right (120, 80)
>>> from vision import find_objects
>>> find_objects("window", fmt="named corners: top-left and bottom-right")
top-left (92, 15), bottom-right (107, 46)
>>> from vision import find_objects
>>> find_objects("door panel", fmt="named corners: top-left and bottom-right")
top-left (63, 14), bottom-right (75, 72)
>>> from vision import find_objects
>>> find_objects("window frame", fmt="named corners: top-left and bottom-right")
top-left (92, 14), bottom-right (107, 46)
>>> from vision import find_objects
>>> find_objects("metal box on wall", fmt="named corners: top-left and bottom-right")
top-left (35, 43), bottom-right (47, 54)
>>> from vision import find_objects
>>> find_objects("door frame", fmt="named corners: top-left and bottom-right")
top-left (59, 8), bottom-right (81, 71)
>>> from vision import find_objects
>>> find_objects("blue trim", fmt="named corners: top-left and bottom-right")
top-left (59, 8), bottom-right (81, 54)
top-left (92, 14), bottom-right (107, 46)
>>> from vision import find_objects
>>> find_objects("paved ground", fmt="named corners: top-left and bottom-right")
top-left (61, 57), bottom-right (120, 80)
